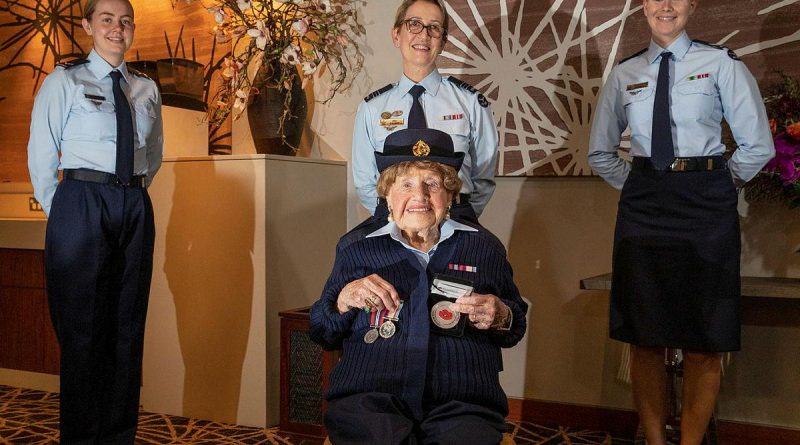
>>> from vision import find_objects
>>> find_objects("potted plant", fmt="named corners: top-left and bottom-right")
top-left (196, 0), bottom-right (365, 154)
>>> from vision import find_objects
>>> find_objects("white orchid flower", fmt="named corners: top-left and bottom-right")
top-left (280, 45), bottom-right (301, 65)
top-left (301, 60), bottom-right (317, 76)
top-left (233, 88), bottom-right (249, 113)
top-left (315, 0), bottom-right (331, 12)
top-left (208, 6), bottom-right (226, 24)
top-left (292, 18), bottom-right (310, 36)
top-left (247, 20), bottom-right (271, 50)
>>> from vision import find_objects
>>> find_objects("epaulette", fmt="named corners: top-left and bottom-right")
top-left (693, 39), bottom-right (741, 60)
top-left (447, 76), bottom-right (489, 108)
top-left (127, 67), bottom-right (152, 80)
top-left (56, 58), bottom-right (89, 70)
top-left (618, 48), bottom-right (647, 65)
top-left (364, 84), bottom-right (393, 102)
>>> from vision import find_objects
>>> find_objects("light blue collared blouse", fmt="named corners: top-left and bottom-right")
top-left (588, 32), bottom-right (775, 189)
top-left (352, 69), bottom-right (498, 216)
top-left (27, 49), bottom-right (163, 215)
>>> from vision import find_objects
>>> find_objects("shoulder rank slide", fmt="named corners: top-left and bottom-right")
top-left (618, 48), bottom-right (647, 65)
top-left (364, 84), bottom-right (393, 102)
top-left (127, 67), bottom-right (152, 80)
top-left (447, 76), bottom-right (489, 108)
top-left (56, 58), bottom-right (89, 70)
top-left (693, 39), bottom-right (741, 60)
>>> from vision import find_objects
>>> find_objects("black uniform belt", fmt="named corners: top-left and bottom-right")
top-left (632, 156), bottom-right (727, 172)
top-left (64, 168), bottom-right (146, 188)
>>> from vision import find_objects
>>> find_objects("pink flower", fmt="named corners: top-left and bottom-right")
top-left (764, 135), bottom-right (800, 186)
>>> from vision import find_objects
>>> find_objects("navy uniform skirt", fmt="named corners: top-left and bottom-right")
top-left (610, 166), bottom-right (741, 352)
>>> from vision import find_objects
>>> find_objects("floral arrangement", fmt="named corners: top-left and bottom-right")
top-left (193, 0), bottom-right (365, 139)
top-left (744, 74), bottom-right (800, 207)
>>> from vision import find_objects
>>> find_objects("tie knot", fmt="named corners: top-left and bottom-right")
top-left (110, 70), bottom-right (122, 82)
top-left (409, 84), bottom-right (425, 99)
top-left (660, 52), bottom-right (672, 62)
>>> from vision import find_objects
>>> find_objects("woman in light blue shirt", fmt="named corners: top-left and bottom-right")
top-left (588, 1), bottom-right (774, 444)
top-left (26, 0), bottom-right (162, 443)
top-left (351, 0), bottom-right (498, 225)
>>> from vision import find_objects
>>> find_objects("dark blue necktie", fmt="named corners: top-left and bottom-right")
top-left (651, 51), bottom-right (675, 170)
top-left (110, 70), bottom-right (134, 184)
top-left (408, 84), bottom-right (427, 129)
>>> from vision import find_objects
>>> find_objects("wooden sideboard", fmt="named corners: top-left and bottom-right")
top-left (0, 248), bottom-right (59, 375)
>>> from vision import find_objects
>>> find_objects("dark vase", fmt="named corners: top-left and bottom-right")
top-left (247, 62), bottom-right (307, 155)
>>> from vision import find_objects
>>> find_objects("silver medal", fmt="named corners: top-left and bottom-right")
top-left (379, 320), bottom-right (396, 338)
top-left (363, 328), bottom-right (379, 344)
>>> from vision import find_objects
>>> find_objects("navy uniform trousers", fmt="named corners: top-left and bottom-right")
top-left (326, 392), bottom-right (506, 445)
top-left (45, 177), bottom-right (155, 445)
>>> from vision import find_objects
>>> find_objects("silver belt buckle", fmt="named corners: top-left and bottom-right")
top-left (670, 158), bottom-right (688, 171)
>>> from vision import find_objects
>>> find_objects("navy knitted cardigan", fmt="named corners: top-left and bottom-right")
top-left (309, 224), bottom-right (528, 419)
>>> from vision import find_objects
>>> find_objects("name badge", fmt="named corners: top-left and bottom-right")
top-left (380, 118), bottom-right (404, 127)
top-left (84, 94), bottom-right (106, 101)
top-left (626, 82), bottom-right (648, 91)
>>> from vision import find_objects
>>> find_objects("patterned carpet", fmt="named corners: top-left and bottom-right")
top-left (0, 385), bottom-right (632, 444)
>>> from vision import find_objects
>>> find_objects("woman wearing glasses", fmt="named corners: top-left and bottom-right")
top-left (351, 0), bottom-right (498, 226)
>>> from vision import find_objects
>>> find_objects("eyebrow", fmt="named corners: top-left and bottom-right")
top-left (405, 16), bottom-right (442, 24)
top-left (97, 12), bottom-right (133, 19)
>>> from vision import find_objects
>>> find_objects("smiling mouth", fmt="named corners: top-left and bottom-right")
top-left (412, 44), bottom-right (431, 51)
top-left (407, 207), bottom-right (432, 213)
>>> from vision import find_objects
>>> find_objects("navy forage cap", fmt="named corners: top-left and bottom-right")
top-left (375, 128), bottom-right (465, 173)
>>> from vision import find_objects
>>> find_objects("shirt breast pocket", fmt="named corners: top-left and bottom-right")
top-left (623, 86), bottom-right (655, 135)
top-left (435, 119), bottom-right (470, 148)
top-left (674, 81), bottom-right (717, 122)
top-left (133, 98), bottom-right (158, 148)
top-left (67, 98), bottom-right (116, 141)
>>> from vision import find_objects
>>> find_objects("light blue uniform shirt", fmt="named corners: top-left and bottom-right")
top-left (588, 32), bottom-right (775, 190)
top-left (366, 218), bottom-right (478, 268)
top-left (28, 49), bottom-right (163, 215)
top-left (352, 70), bottom-right (499, 216)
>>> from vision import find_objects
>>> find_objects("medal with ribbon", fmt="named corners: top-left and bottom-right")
top-left (363, 307), bottom-right (381, 344)
top-left (379, 301), bottom-right (404, 339)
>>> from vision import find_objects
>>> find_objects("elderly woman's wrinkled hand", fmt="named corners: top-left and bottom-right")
top-left (336, 274), bottom-right (401, 314)
top-left (450, 293), bottom-right (511, 330)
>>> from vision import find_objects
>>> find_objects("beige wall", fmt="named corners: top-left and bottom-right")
top-left (305, 0), bottom-right (800, 429)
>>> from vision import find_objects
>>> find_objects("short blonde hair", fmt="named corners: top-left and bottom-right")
top-left (83, 0), bottom-right (134, 20)
top-left (377, 160), bottom-right (462, 199)
top-left (393, 0), bottom-right (449, 40)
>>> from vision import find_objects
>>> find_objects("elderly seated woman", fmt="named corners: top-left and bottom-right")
top-left (310, 128), bottom-right (527, 445)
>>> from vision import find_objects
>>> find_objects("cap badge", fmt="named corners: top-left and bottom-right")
top-left (412, 140), bottom-right (430, 157)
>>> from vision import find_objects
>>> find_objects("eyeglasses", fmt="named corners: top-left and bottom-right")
top-left (402, 18), bottom-right (445, 38)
